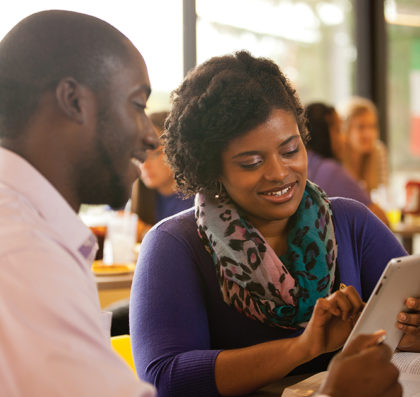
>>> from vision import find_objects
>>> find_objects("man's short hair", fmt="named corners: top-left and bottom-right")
top-left (0, 10), bottom-right (132, 138)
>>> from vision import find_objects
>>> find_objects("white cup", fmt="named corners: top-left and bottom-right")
top-left (103, 212), bottom-right (138, 265)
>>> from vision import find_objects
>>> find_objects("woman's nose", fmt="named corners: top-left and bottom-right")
top-left (264, 155), bottom-right (288, 181)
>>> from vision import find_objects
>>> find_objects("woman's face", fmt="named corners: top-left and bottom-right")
top-left (139, 128), bottom-right (175, 195)
top-left (220, 109), bottom-right (307, 232)
top-left (347, 110), bottom-right (378, 154)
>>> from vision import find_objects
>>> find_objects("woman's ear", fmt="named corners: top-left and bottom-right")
top-left (55, 77), bottom-right (92, 124)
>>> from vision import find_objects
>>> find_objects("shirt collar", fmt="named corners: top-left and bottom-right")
top-left (0, 147), bottom-right (97, 261)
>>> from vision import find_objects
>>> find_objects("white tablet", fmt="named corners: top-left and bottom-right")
top-left (344, 254), bottom-right (420, 352)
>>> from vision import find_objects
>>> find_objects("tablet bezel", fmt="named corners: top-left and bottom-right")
top-left (343, 254), bottom-right (420, 351)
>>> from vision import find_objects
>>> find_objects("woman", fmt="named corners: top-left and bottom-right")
top-left (131, 111), bottom-right (194, 227)
top-left (338, 96), bottom-right (388, 193)
top-left (130, 52), bottom-right (416, 397)
top-left (305, 102), bottom-right (389, 226)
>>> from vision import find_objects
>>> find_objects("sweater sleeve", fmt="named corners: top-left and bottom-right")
top-left (331, 198), bottom-right (407, 299)
top-left (129, 224), bottom-right (222, 397)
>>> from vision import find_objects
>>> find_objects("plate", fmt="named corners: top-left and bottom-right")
top-left (92, 260), bottom-right (136, 276)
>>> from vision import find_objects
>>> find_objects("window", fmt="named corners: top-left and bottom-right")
top-left (386, 0), bottom-right (420, 183)
top-left (0, 0), bottom-right (183, 112)
top-left (196, 0), bottom-right (355, 106)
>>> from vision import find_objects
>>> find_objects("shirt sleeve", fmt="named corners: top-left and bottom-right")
top-left (130, 226), bottom-right (222, 397)
top-left (0, 242), bottom-right (155, 397)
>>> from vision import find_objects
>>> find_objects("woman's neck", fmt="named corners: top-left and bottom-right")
top-left (247, 216), bottom-right (290, 257)
top-left (157, 180), bottom-right (177, 196)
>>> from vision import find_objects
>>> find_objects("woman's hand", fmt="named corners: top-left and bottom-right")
top-left (319, 332), bottom-right (402, 397)
top-left (397, 296), bottom-right (420, 352)
top-left (300, 286), bottom-right (364, 358)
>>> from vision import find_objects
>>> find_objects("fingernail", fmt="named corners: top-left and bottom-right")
top-left (376, 334), bottom-right (386, 345)
top-left (399, 313), bottom-right (407, 321)
top-left (407, 298), bottom-right (416, 308)
top-left (398, 323), bottom-right (404, 329)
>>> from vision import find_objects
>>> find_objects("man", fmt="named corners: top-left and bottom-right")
top-left (0, 10), bottom-right (158, 396)
top-left (0, 10), bottom-right (401, 397)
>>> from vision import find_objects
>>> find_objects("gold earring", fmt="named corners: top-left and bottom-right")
top-left (214, 182), bottom-right (223, 199)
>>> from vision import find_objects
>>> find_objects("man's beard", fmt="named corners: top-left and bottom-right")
top-left (76, 115), bottom-right (130, 210)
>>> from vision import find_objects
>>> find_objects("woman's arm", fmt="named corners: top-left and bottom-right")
top-left (130, 225), bottom-right (221, 397)
top-left (214, 286), bottom-right (363, 396)
top-left (333, 199), bottom-right (418, 352)
top-left (131, 226), bottom-right (364, 397)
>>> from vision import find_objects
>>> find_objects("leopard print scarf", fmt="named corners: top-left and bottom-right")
top-left (195, 181), bottom-right (337, 329)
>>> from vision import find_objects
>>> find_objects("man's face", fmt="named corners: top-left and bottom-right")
top-left (77, 46), bottom-right (159, 209)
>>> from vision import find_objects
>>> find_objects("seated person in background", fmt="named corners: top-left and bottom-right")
top-left (131, 111), bottom-right (194, 229)
top-left (337, 96), bottom-right (389, 193)
top-left (129, 51), bottom-right (418, 397)
top-left (305, 102), bottom-right (389, 226)
top-left (111, 111), bottom-right (194, 336)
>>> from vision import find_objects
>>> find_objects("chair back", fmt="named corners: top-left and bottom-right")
top-left (111, 334), bottom-right (136, 375)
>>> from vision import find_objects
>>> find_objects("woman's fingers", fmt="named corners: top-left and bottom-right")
top-left (397, 296), bottom-right (420, 351)
top-left (405, 297), bottom-right (420, 311)
top-left (326, 286), bottom-right (363, 320)
top-left (397, 312), bottom-right (420, 332)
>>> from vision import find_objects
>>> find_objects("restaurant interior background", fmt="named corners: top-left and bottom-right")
top-left (1, 0), bottom-right (419, 253)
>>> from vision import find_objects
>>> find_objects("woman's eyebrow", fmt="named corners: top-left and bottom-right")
top-left (231, 135), bottom-right (300, 159)
top-left (279, 135), bottom-right (300, 146)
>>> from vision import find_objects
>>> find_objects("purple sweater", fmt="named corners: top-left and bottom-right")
top-left (307, 151), bottom-right (371, 206)
top-left (130, 198), bottom-right (406, 397)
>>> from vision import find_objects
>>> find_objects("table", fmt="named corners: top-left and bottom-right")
top-left (391, 223), bottom-right (420, 254)
top-left (95, 273), bottom-right (134, 290)
top-left (95, 272), bottom-right (134, 309)
top-left (249, 373), bottom-right (321, 396)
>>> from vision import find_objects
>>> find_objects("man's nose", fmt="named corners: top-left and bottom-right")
top-left (141, 116), bottom-right (160, 151)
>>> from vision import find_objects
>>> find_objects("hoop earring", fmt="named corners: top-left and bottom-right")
top-left (214, 181), bottom-right (223, 200)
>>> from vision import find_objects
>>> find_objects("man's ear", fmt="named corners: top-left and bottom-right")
top-left (55, 77), bottom-right (91, 124)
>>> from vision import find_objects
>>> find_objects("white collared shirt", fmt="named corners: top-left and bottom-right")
top-left (0, 147), bottom-right (155, 396)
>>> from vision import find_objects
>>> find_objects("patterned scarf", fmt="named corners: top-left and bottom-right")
top-left (195, 181), bottom-right (337, 329)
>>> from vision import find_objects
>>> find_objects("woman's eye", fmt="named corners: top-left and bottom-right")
top-left (283, 147), bottom-right (299, 157)
top-left (239, 160), bottom-right (262, 169)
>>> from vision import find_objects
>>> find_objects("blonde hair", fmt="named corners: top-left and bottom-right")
top-left (338, 96), bottom-right (378, 133)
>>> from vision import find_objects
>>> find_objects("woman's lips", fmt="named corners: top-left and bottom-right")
top-left (258, 182), bottom-right (297, 203)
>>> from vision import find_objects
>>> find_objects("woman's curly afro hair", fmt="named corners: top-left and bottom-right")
top-left (163, 51), bottom-right (309, 197)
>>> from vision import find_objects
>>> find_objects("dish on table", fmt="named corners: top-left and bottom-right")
top-left (92, 260), bottom-right (136, 276)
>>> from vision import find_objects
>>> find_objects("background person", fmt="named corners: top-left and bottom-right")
top-left (109, 111), bottom-right (195, 337)
top-left (131, 111), bottom-right (194, 227)
top-left (0, 10), bottom-right (159, 396)
top-left (337, 96), bottom-right (389, 193)
top-left (129, 51), bottom-right (415, 397)
top-left (305, 102), bottom-right (389, 226)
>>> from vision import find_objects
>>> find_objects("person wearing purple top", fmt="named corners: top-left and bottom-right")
top-left (130, 52), bottom-right (417, 397)
top-left (132, 111), bottom-right (194, 227)
top-left (305, 102), bottom-right (389, 226)
top-left (307, 151), bottom-right (371, 206)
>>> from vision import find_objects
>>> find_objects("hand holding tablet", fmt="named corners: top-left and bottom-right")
top-left (344, 255), bottom-right (420, 352)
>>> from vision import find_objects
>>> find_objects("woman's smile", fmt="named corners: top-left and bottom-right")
top-left (220, 108), bottom-right (307, 232)
top-left (258, 181), bottom-right (297, 203)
